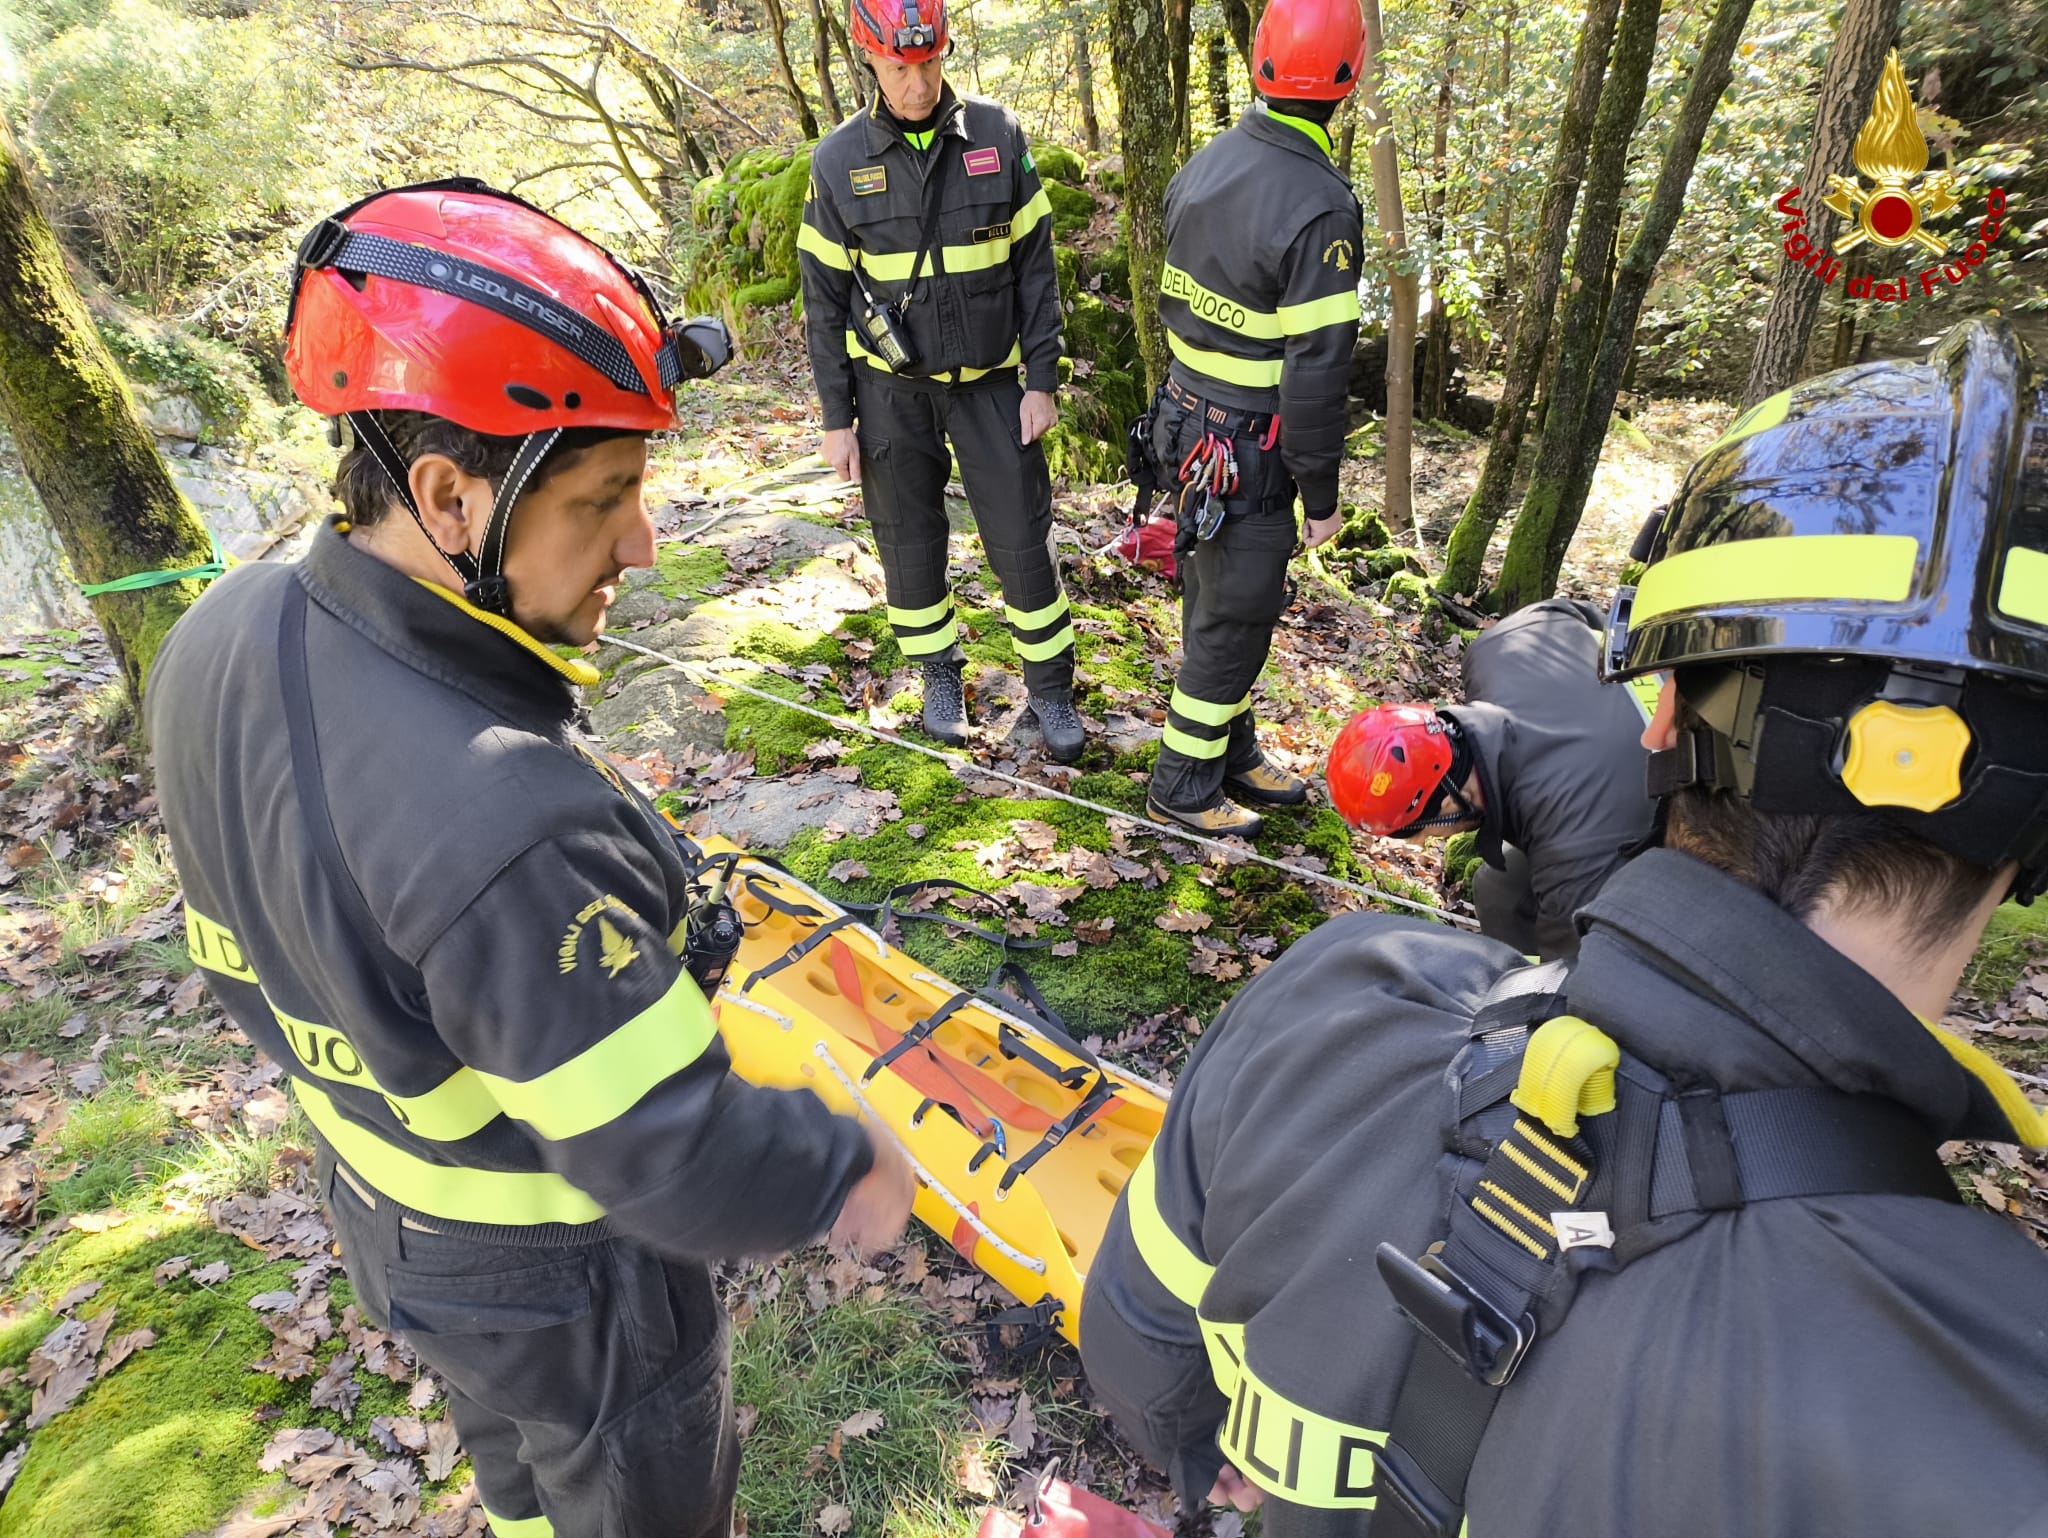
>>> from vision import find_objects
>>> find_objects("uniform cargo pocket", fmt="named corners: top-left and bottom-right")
top-left (384, 1252), bottom-right (596, 1425)
top-left (602, 1322), bottom-right (737, 1538)
top-left (385, 1253), bottom-right (591, 1337)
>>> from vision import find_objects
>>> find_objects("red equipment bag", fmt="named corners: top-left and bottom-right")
top-left (1107, 513), bottom-right (1180, 583)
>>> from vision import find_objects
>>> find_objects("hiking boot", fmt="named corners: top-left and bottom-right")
top-left (920, 659), bottom-right (969, 747)
top-left (1028, 692), bottom-right (1087, 764)
top-left (1145, 793), bottom-right (1263, 839)
top-left (1224, 758), bottom-right (1309, 806)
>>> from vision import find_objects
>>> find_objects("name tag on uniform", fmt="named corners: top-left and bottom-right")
top-left (972, 222), bottom-right (1011, 243)
top-left (962, 147), bottom-right (1002, 177)
top-left (850, 166), bottom-right (887, 196)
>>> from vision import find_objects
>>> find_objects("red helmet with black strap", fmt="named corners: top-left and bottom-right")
top-left (1252, 0), bottom-right (1366, 103)
top-left (1327, 704), bottom-right (1474, 837)
top-left (849, 0), bottom-right (947, 63)
top-left (283, 178), bottom-right (730, 615)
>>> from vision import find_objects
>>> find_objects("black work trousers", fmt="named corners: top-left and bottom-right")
top-left (319, 1147), bottom-right (738, 1538)
top-left (852, 366), bottom-right (1075, 695)
top-left (1147, 392), bottom-right (1298, 812)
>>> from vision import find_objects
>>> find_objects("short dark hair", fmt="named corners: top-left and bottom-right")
top-left (1663, 697), bottom-right (2002, 952)
top-left (334, 412), bottom-right (638, 527)
top-left (1258, 94), bottom-right (1340, 126)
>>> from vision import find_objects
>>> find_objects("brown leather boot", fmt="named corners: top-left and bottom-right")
top-left (1224, 758), bottom-right (1309, 806)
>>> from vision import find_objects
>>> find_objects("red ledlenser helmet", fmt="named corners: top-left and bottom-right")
top-left (1327, 704), bottom-right (1455, 835)
top-left (285, 182), bottom-right (679, 438)
top-left (1253, 0), bottom-right (1367, 102)
top-left (850, 0), bottom-right (948, 63)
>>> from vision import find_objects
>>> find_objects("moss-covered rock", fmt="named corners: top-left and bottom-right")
top-left (734, 275), bottom-right (799, 311)
top-left (1031, 144), bottom-right (1087, 186)
top-left (1045, 182), bottom-right (1097, 236)
top-left (685, 148), bottom-right (814, 315)
top-left (1441, 830), bottom-right (1481, 895)
top-left (1335, 505), bottom-right (1395, 551)
top-left (1089, 243), bottom-right (1132, 301)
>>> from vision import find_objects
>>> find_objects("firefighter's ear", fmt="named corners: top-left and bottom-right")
top-left (408, 454), bottom-right (490, 558)
top-left (1641, 676), bottom-right (1681, 753)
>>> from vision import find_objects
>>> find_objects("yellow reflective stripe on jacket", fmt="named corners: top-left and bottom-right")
top-left (845, 330), bottom-right (1022, 382)
top-left (1169, 687), bottom-right (1249, 728)
top-left (1124, 1146), bottom-right (1213, 1308)
top-left (1201, 1318), bottom-right (1385, 1510)
top-left (861, 241), bottom-right (1011, 281)
top-left (1277, 289), bottom-right (1363, 336)
top-left (271, 1001), bottom-right (500, 1141)
top-left (480, 1510), bottom-right (555, 1538)
top-left (1630, 534), bottom-right (1919, 626)
top-left (296, 1079), bottom-right (606, 1227)
top-left (796, 221), bottom-right (853, 271)
top-left (476, 970), bottom-right (716, 1142)
top-left (1160, 264), bottom-right (1284, 341)
top-left (186, 906), bottom-right (256, 983)
top-left (1167, 331), bottom-right (1284, 390)
top-left (1997, 544), bottom-right (2048, 628)
top-left (412, 580), bottom-right (600, 687)
top-left (1010, 186), bottom-right (1053, 240)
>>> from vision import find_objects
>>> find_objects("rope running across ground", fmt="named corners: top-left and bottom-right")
top-left (606, 633), bottom-right (1478, 928)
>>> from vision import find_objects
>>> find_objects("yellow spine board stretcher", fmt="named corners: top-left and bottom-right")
top-left (699, 838), bottom-right (1167, 1345)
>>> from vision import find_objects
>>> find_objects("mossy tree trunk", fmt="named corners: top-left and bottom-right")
top-left (1221, 0), bottom-right (1254, 73)
top-left (1169, 0), bottom-right (1195, 161)
top-left (0, 118), bottom-right (212, 704)
top-left (1436, 0), bottom-right (1620, 597)
top-left (1739, 0), bottom-right (1898, 408)
top-left (1207, 31), bottom-right (1232, 130)
top-left (805, 0), bottom-right (845, 123)
top-left (1361, 0), bottom-right (1416, 534)
top-left (1490, 0), bottom-right (1662, 611)
top-left (1073, 8), bottom-right (1102, 152)
top-left (1419, 0), bottom-right (1468, 423)
top-left (1527, 0), bottom-right (1758, 593)
top-left (1108, 0), bottom-right (1180, 394)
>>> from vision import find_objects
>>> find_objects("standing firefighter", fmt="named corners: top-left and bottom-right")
top-left (1326, 597), bottom-right (1657, 959)
top-left (797, 0), bottom-right (1084, 761)
top-left (1140, 0), bottom-right (1367, 836)
top-left (1081, 319), bottom-right (2048, 1534)
top-left (146, 183), bottom-right (914, 1538)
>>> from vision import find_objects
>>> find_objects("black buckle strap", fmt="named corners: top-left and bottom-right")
top-left (862, 993), bottom-right (975, 1084)
top-left (739, 912), bottom-right (865, 995)
top-left (1374, 1247), bottom-right (1534, 1389)
top-left (995, 1071), bottom-right (1117, 1196)
top-left (1161, 373), bottom-right (1274, 440)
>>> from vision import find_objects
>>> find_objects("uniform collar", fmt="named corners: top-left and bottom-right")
top-left (1243, 102), bottom-right (1335, 166)
top-left (1255, 100), bottom-right (1333, 157)
top-left (295, 518), bottom-right (591, 730)
top-left (1443, 701), bottom-right (1512, 866)
top-left (1572, 848), bottom-right (2042, 1145)
top-left (864, 84), bottom-right (970, 156)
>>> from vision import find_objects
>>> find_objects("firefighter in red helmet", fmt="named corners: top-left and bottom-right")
top-left (1327, 599), bottom-right (1658, 959)
top-left (798, 0), bottom-right (1085, 760)
top-left (146, 182), bottom-right (914, 1537)
top-left (1136, 0), bottom-right (1368, 837)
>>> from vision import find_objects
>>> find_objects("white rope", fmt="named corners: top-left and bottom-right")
top-left (607, 634), bottom-right (1477, 928)
top-left (810, 1042), bottom-right (1049, 1276)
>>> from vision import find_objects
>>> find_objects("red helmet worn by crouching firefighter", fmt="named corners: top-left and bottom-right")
top-left (1253, 0), bottom-right (1366, 102)
top-left (850, 0), bottom-right (947, 63)
top-left (1327, 704), bottom-right (1470, 836)
top-left (283, 178), bottom-right (730, 615)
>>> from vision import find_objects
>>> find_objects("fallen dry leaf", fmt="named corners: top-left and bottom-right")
top-left (1006, 1389), bottom-right (1038, 1458)
top-left (1154, 908), bottom-right (1212, 933)
top-left (837, 1408), bottom-right (884, 1440)
top-left (98, 1327), bottom-right (155, 1376)
top-left (826, 859), bottom-right (869, 883)
top-left (153, 1255), bottom-right (193, 1286)
top-left (169, 970), bottom-right (210, 1016)
top-left (1971, 1173), bottom-right (2010, 1213)
top-left (259, 1427), bottom-right (342, 1473)
top-left (311, 1349), bottom-right (363, 1421)
top-left (816, 1503), bottom-right (853, 1535)
top-left (192, 1260), bottom-right (232, 1287)
top-left (422, 1415), bottom-right (464, 1482)
top-left (53, 1280), bottom-right (102, 1313)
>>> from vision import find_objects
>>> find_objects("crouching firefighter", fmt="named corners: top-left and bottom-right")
top-left (146, 183), bottom-right (916, 1538)
top-left (1080, 318), bottom-right (2048, 1535)
top-left (1326, 597), bottom-right (1658, 960)
top-left (798, 0), bottom-right (1085, 761)
top-left (1132, 0), bottom-right (1366, 836)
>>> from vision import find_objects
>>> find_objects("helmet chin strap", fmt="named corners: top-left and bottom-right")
top-left (344, 413), bottom-right (562, 618)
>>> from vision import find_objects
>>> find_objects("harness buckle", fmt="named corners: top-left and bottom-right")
top-left (1375, 1243), bottom-right (1535, 1388)
top-left (1372, 1442), bottom-right (1465, 1538)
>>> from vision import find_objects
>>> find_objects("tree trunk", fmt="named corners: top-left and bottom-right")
top-left (1738, 0), bottom-right (1899, 407)
top-left (759, 0), bottom-right (822, 139)
top-left (1207, 30), bottom-right (1232, 130)
top-left (828, 7), bottom-right (869, 110)
top-left (805, 0), bottom-right (845, 123)
top-left (1436, 0), bottom-right (1620, 597)
top-left (1222, 0), bottom-right (1254, 72)
top-left (1108, 0), bottom-right (1179, 393)
top-left (0, 119), bottom-right (213, 703)
top-left (1491, 0), bottom-right (1662, 611)
top-left (1491, 2), bottom-right (1517, 310)
top-left (1534, 0), bottom-right (1759, 589)
top-left (1074, 8), bottom-right (1103, 152)
top-left (1169, 0), bottom-right (1195, 161)
top-left (1337, 95), bottom-right (1359, 179)
top-left (1420, 0), bottom-right (1467, 422)
top-left (1361, 0), bottom-right (1416, 535)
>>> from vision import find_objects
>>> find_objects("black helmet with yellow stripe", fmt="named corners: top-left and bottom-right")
top-left (1603, 316), bottom-right (2048, 898)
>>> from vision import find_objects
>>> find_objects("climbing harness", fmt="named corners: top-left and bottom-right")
top-left (1368, 963), bottom-right (1966, 1538)
top-left (672, 833), bottom-right (1170, 1345)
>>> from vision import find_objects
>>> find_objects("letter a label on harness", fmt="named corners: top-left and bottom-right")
top-left (962, 147), bottom-right (1002, 177)
top-left (850, 166), bottom-right (888, 196)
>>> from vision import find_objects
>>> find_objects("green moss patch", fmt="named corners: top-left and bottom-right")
top-left (1030, 144), bottom-right (1086, 186)
top-left (652, 543), bottom-right (732, 603)
top-left (1044, 182), bottom-right (1096, 237)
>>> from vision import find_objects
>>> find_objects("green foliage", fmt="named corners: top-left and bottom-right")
top-left (687, 149), bottom-right (814, 314)
top-left (1441, 830), bottom-right (1482, 895)
top-left (1044, 181), bottom-right (1097, 235)
top-left (1031, 143), bottom-right (1087, 185)
top-left (735, 275), bottom-right (800, 310)
top-left (41, 1085), bottom-right (173, 1218)
top-left (92, 304), bottom-right (269, 441)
